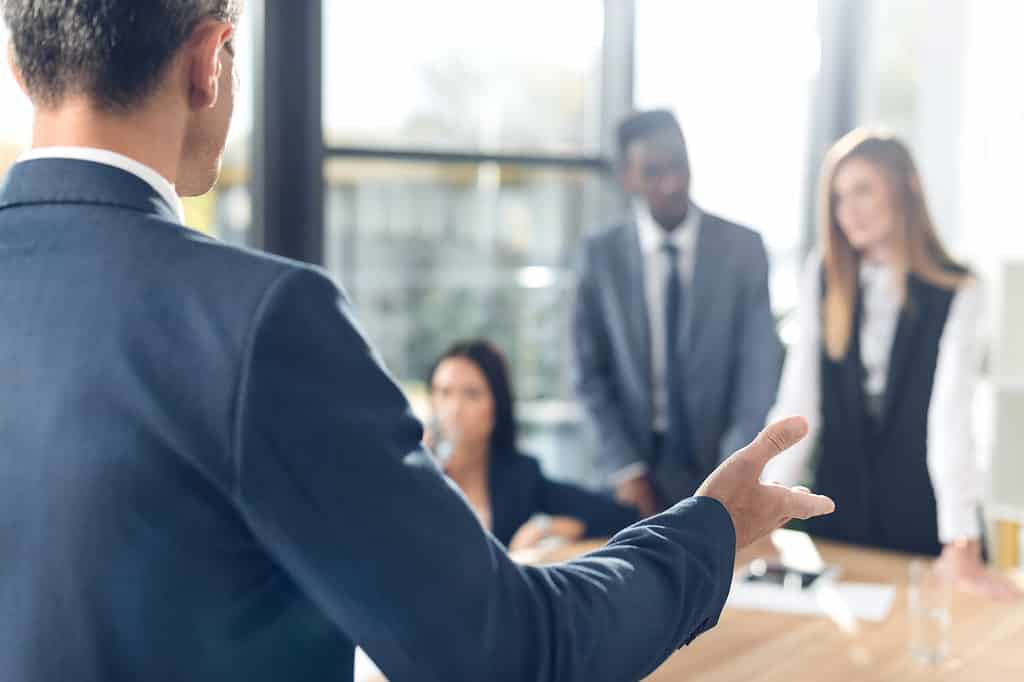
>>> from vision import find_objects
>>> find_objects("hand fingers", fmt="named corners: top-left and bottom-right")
top-left (782, 487), bottom-right (835, 520)
top-left (739, 417), bottom-right (809, 467)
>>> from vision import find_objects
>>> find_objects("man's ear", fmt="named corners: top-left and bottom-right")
top-left (186, 20), bottom-right (233, 110)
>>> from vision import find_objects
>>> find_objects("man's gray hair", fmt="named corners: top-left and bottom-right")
top-left (2, 0), bottom-right (243, 110)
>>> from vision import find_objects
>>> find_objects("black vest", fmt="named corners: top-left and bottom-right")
top-left (805, 271), bottom-right (963, 556)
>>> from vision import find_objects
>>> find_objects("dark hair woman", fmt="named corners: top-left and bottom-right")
top-left (428, 340), bottom-right (639, 551)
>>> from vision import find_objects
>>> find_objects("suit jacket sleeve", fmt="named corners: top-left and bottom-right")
top-left (571, 239), bottom-right (645, 476)
top-left (233, 266), bottom-right (736, 682)
top-left (718, 234), bottom-right (783, 462)
top-left (529, 458), bottom-right (642, 538)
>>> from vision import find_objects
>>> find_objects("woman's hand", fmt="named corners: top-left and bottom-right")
top-left (937, 539), bottom-right (1022, 601)
top-left (508, 515), bottom-right (586, 552)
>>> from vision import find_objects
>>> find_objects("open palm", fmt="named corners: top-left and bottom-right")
top-left (696, 417), bottom-right (835, 549)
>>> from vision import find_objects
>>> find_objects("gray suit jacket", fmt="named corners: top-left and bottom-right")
top-left (572, 209), bottom-right (783, 501)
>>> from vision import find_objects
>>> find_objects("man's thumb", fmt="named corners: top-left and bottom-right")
top-left (741, 417), bottom-right (809, 467)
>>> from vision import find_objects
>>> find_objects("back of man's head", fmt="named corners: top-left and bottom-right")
top-left (2, 0), bottom-right (241, 110)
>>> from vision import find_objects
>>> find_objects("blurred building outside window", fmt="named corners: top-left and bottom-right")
top-left (323, 0), bottom-right (608, 480)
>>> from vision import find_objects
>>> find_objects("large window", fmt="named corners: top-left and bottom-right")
top-left (324, 160), bottom-right (610, 401)
top-left (634, 0), bottom-right (821, 317)
top-left (323, 0), bottom-right (604, 155)
top-left (320, 0), bottom-right (612, 476)
top-left (862, 0), bottom-right (928, 139)
top-left (960, 2), bottom-right (1024, 264)
top-left (857, 0), bottom-right (966, 252)
top-left (322, 1), bottom-right (611, 477)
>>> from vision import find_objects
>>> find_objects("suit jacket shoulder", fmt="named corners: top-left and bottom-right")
top-left (698, 210), bottom-right (766, 252)
top-left (580, 221), bottom-right (634, 258)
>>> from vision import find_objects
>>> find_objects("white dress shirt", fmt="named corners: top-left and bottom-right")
top-left (609, 202), bottom-right (701, 486)
top-left (18, 146), bottom-right (185, 224)
top-left (764, 257), bottom-right (985, 542)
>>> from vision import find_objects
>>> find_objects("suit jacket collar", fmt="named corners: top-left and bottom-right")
top-left (610, 211), bottom-right (728, 411)
top-left (0, 158), bottom-right (182, 225)
top-left (634, 200), bottom-right (701, 257)
top-left (624, 208), bottom-right (728, 351)
top-left (18, 146), bottom-right (185, 222)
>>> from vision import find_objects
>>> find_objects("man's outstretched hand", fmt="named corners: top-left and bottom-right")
top-left (695, 417), bottom-right (835, 549)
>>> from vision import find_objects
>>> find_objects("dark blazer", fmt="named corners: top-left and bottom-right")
top-left (573, 210), bottom-right (783, 501)
top-left (0, 158), bottom-right (736, 682)
top-left (489, 450), bottom-right (640, 546)
top-left (810, 272), bottom-right (964, 556)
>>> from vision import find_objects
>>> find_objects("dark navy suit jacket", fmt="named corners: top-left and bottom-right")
top-left (0, 158), bottom-right (736, 682)
top-left (488, 450), bottom-right (640, 546)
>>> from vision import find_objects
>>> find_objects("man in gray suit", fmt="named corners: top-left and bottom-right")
top-left (574, 110), bottom-right (783, 516)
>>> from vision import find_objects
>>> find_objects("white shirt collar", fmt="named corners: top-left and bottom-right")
top-left (18, 146), bottom-right (185, 223)
top-left (635, 200), bottom-right (701, 255)
top-left (858, 259), bottom-right (898, 293)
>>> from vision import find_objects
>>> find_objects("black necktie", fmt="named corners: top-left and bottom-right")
top-left (662, 242), bottom-right (682, 367)
top-left (661, 241), bottom-right (692, 466)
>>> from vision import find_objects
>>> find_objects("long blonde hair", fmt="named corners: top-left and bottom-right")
top-left (818, 129), bottom-right (966, 360)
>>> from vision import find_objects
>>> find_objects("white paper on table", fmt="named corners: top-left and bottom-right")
top-left (726, 578), bottom-right (896, 623)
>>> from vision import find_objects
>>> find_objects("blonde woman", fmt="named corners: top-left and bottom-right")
top-left (765, 129), bottom-right (1019, 599)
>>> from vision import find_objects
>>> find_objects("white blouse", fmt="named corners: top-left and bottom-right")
top-left (764, 257), bottom-right (985, 542)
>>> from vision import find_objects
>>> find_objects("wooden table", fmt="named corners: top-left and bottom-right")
top-left (534, 538), bottom-right (1024, 681)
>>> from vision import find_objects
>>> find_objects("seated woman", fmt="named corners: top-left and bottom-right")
top-left (765, 129), bottom-right (1018, 599)
top-left (427, 339), bottom-right (640, 551)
